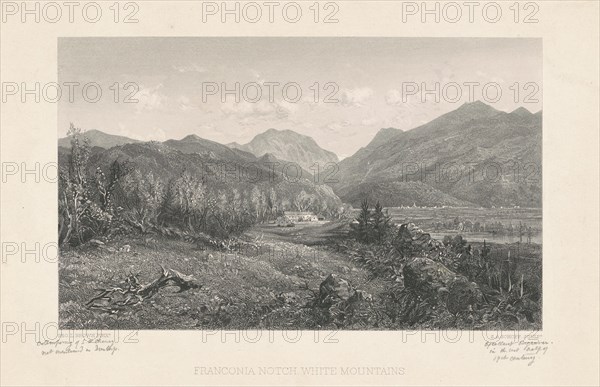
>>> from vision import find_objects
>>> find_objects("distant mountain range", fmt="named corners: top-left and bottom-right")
top-left (59, 127), bottom-right (339, 172)
top-left (228, 128), bottom-right (339, 171)
top-left (332, 101), bottom-right (542, 208)
top-left (58, 140), bottom-right (342, 218)
top-left (164, 134), bottom-right (252, 162)
top-left (58, 101), bottom-right (542, 208)
top-left (58, 129), bottom-right (140, 149)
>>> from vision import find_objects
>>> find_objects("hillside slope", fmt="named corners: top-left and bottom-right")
top-left (334, 102), bottom-right (542, 208)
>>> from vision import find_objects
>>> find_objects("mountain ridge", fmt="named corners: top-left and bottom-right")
top-left (333, 101), bottom-right (542, 208)
top-left (58, 101), bottom-right (541, 208)
top-left (58, 129), bottom-right (140, 149)
top-left (227, 128), bottom-right (339, 171)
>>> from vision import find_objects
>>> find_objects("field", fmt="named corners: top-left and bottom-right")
top-left (59, 221), bottom-right (387, 330)
top-left (59, 218), bottom-right (542, 330)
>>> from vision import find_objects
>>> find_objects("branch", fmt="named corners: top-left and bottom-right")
top-left (86, 266), bottom-right (201, 313)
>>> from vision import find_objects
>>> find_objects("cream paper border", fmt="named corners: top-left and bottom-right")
top-left (1, 1), bottom-right (599, 386)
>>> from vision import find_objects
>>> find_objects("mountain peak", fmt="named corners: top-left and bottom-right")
top-left (261, 128), bottom-right (302, 137)
top-left (231, 128), bottom-right (339, 170)
top-left (444, 100), bottom-right (501, 122)
top-left (511, 106), bottom-right (533, 117)
top-left (457, 100), bottom-right (497, 112)
top-left (181, 134), bottom-right (202, 141)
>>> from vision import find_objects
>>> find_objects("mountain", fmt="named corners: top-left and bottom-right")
top-left (511, 107), bottom-right (533, 117)
top-left (366, 128), bottom-right (403, 150)
top-left (164, 134), bottom-right (253, 162)
top-left (58, 129), bottom-right (139, 149)
top-left (59, 137), bottom-right (343, 217)
top-left (342, 181), bottom-right (474, 208)
top-left (333, 101), bottom-right (542, 208)
top-left (228, 129), bottom-right (339, 171)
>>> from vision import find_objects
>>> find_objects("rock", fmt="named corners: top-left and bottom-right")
top-left (278, 292), bottom-right (299, 304)
top-left (395, 223), bottom-right (444, 254)
top-left (403, 257), bottom-right (483, 313)
top-left (319, 273), bottom-right (356, 303)
top-left (403, 257), bottom-right (457, 294)
top-left (447, 278), bottom-right (482, 314)
top-left (354, 289), bottom-right (373, 302)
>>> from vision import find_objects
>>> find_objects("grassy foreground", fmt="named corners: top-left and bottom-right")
top-left (59, 223), bottom-right (385, 330)
top-left (60, 221), bottom-right (542, 330)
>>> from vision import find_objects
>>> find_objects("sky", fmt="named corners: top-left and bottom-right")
top-left (58, 37), bottom-right (542, 159)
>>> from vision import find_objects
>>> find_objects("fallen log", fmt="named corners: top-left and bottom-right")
top-left (86, 265), bottom-right (201, 313)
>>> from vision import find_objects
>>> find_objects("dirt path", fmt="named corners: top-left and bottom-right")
top-left (243, 221), bottom-right (385, 300)
top-left (248, 220), bottom-right (350, 245)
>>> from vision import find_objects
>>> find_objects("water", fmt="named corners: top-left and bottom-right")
top-left (384, 206), bottom-right (542, 245)
top-left (429, 231), bottom-right (542, 244)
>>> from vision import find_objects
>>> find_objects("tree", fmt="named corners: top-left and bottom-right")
top-left (250, 186), bottom-right (262, 219)
top-left (59, 124), bottom-right (91, 245)
top-left (371, 201), bottom-right (392, 242)
top-left (161, 171), bottom-right (206, 231)
top-left (121, 169), bottom-right (164, 232)
top-left (58, 124), bottom-right (130, 245)
top-left (353, 198), bottom-right (373, 243)
top-left (267, 188), bottom-right (277, 222)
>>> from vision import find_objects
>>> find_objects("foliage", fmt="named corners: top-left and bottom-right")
top-left (351, 199), bottom-right (393, 244)
top-left (58, 124), bottom-right (130, 246)
top-left (58, 124), bottom-right (344, 245)
top-left (342, 214), bottom-right (542, 329)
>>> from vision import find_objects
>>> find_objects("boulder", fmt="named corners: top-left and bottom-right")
top-left (403, 257), bottom-right (483, 313)
top-left (403, 257), bottom-right (457, 294)
top-left (319, 274), bottom-right (356, 303)
top-left (447, 277), bottom-right (482, 314)
top-left (396, 223), bottom-right (444, 254)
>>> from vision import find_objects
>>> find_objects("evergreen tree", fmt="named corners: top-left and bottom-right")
top-left (371, 200), bottom-right (392, 243)
top-left (354, 198), bottom-right (373, 243)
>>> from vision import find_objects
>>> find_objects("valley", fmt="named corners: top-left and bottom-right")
top-left (58, 100), bottom-right (543, 330)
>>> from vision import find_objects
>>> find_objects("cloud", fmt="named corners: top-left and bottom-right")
top-left (324, 120), bottom-right (351, 133)
top-left (248, 69), bottom-right (266, 84)
top-left (339, 87), bottom-right (374, 107)
top-left (385, 89), bottom-right (421, 109)
top-left (385, 89), bottom-right (404, 106)
top-left (135, 84), bottom-right (165, 113)
top-left (115, 122), bottom-right (167, 142)
top-left (361, 116), bottom-right (380, 126)
top-left (476, 70), bottom-right (505, 84)
top-left (173, 64), bottom-right (208, 73)
top-left (219, 98), bottom-right (301, 123)
top-left (178, 95), bottom-right (196, 111)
